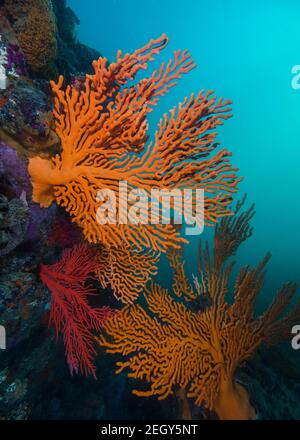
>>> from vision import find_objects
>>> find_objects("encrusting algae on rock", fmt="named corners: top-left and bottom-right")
top-left (2, 0), bottom-right (58, 77)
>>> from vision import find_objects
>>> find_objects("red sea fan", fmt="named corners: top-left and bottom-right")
top-left (40, 243), bottom-right (113, 378)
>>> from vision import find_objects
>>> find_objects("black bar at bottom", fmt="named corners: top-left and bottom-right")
top-left (0, 420), bottom-right (299, 439)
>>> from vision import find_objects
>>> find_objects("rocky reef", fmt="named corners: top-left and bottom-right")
top-left (0, 0), bottom-right (300, 422)
top-left (0, 0), bottom-right (101, 157)
top-left (0, 0), bottom-right (103, 419)
top-left (0, 0), bottom-right (101, 80)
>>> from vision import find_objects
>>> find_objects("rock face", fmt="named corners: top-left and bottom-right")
top-left (0, 81), bottom-right (59, 158)
top-left (0, 0), bottom-right (101, 80)
top-left (2, 0), bottom-right (58, 78)
top-left (51, 0), bottom-right (102, 79)
top-left (0, 0), bottom-right (103, 420)
top-left (0, 0), bottom-right (101, 154)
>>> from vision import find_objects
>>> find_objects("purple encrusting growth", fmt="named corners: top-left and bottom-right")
top-left (25, 203), bottom-right (56, 242)
top-left (6, 43), bottom-right (27, 76)
top-left (0, 144), bottom-right (56, 245)
top-left (16, 86), bottom-right (51, 135)
top-left (0, 80), bottom-right (56, 155)
top-left (0, 143), bottom-right (31, 196)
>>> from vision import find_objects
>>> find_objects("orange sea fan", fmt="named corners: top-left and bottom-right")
top-left (28, 34), bottom-right (240, 253)
top-left (95, 243), bottom-right (160, 303)
top-left (98, 199), bottom-right (300, 419)
top-left (167, 246), bottom-right (196, 301)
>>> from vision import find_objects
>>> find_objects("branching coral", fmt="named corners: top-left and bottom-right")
top-left (98, 199), bottom-right (300, 419)
top-left (95, 244), bottom-right (159, 303)
top-left (28, 35), bottom-right (240, 254)
top-left (40, 243), bottom-right (114, 377)
top-left (167, 246), bottom-right (196, 302)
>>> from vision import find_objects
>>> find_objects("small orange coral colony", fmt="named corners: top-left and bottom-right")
top-left (95, 244), bottom-right (160, 303)
top-left (3, 0), bottom-right (57, 76)
top-left (28, 35), bottom-right (240, 254)
top-left (98, 199), bottom-right (300, 420)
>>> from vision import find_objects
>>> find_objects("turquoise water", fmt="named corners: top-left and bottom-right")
top-left (69, 0), bottom-right (300, 308)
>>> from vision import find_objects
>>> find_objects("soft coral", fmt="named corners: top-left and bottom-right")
top-left (40, 243), bottom-right (113, 378)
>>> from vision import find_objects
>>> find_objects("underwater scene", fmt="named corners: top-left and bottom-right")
top-left (0, 0), bottom-right (300, 424)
